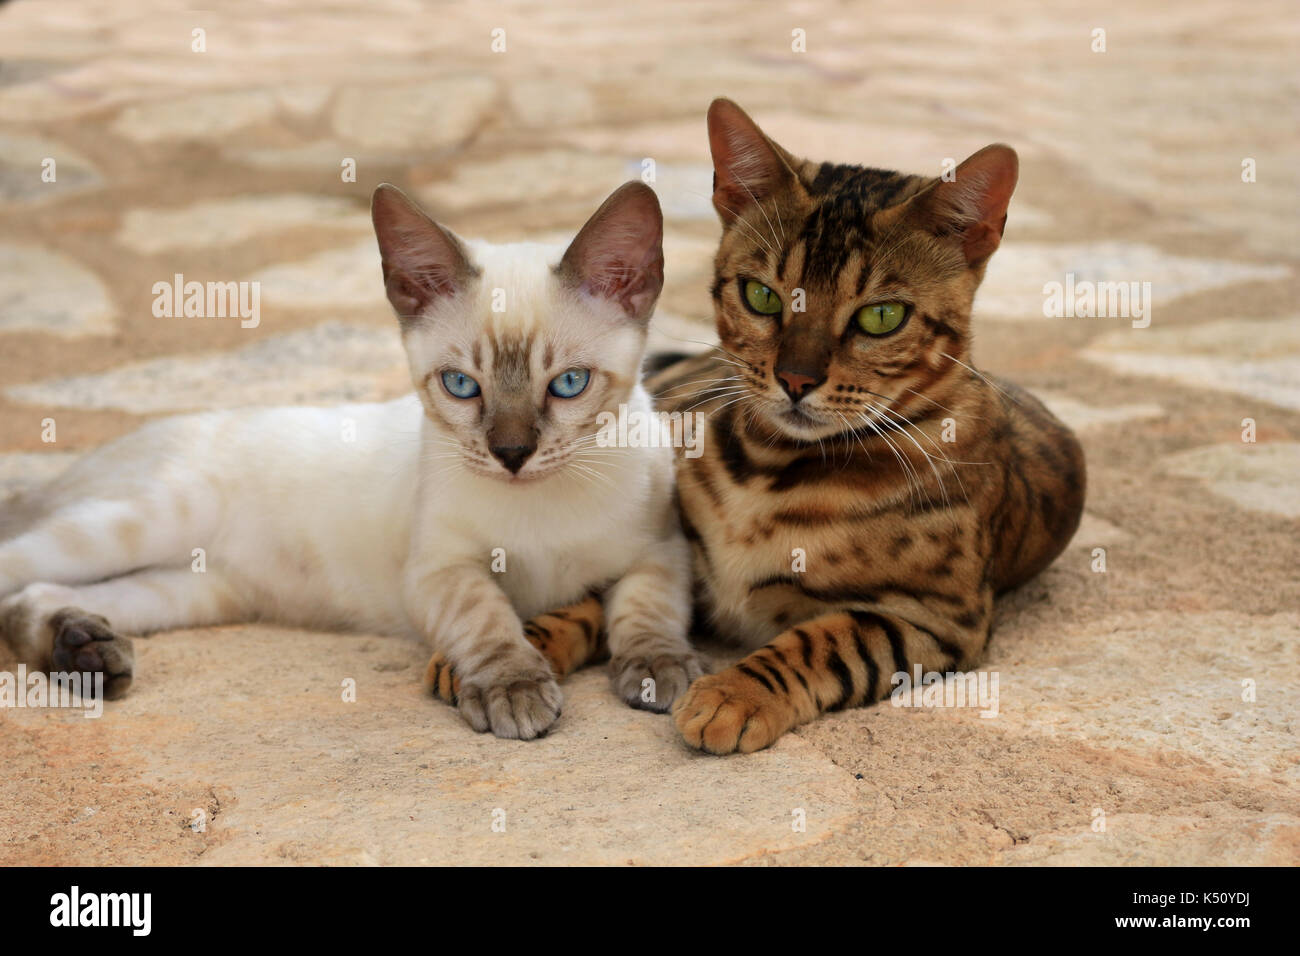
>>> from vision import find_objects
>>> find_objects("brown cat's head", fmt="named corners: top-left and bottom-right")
top-left (704, 98), bottom-right (1017, 441)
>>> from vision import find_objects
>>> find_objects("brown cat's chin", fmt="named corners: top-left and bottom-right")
top-left (777, 405), bottom-right (827, 430)
top-left (752, 399), bottom-right (846, 443)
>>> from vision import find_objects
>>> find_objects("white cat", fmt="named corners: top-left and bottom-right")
top-left (0, 181), bottom-right (702, 739)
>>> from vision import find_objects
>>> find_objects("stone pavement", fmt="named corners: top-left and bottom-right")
top-left (0, 0), bottom-right (1296, 865)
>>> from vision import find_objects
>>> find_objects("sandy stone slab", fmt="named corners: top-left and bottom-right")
top-left (977, 241), bottom-right (1291, 321)
top-left (0, 243), bottom-right (115, 337)
top-left (1, 628), bottom-right (861, 866)
top-left (246, 239), bottom-right (387, 311)
top-left (1037, 392), bottom-right (1166, 432)
top-left (116, 194), bottom-right (370, 254)
top-left (331, 76), bottom-right (497, 150)
top-left (4, 321), bottom-right (407, 414)
top-left (226, 139), bottom-right (389, 171)
top-left (507, 78), bottom-right (597, 128)
top-left (786, 703), bottom-right (1298, 866)
top-left (989, 610), bottom-right (1300, 780)
top-left (110, 90), bottom-right (281, 142)
top-left (1068, 512), bottom-right (1129, 549)
top-left (419, 149), bottom-right (628, 212)
top-left (653, 162), bottom-right (724, 221)
top-left (1160, 441), bottom-right (1300, 519)
top-left (0, 132), bottom-right (100, 204)
top-left (0, 60), bottom-right (69, 87)
top-left (0, 451), bottom-right (75, 493)
top-left (274, 84), bottom-right (333, 117)
top-left (1002, 810), bottom-right (1300, 866)
top-left (1082, 317), bottom-right (1300, 411)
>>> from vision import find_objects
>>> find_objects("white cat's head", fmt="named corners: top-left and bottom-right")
top-left (371, 182), bottom-right (663, 483)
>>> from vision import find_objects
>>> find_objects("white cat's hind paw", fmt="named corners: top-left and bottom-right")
top-left (49, 607), bottom-right (135, 700)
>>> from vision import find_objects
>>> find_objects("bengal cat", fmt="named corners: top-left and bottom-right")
top-left (646, 99), bottom-right (1086, 754)
top-left (0, 182), bottom-right (700, 739)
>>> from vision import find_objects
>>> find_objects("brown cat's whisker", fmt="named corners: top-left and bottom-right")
top-left (726, 168), bottom-right (785, 251)
top-left (860, 399), bottom-right (971, 514)
top-left (680, 387), bottom-right (751, 414)
top-left (854, 412), bottom-right (927, 513)
top-left (654, 375), bottom-right (743, 398)
top-left (687, 189), bottom-right (776, 254)
top-left (939, 351), bottom-right (1022, 406)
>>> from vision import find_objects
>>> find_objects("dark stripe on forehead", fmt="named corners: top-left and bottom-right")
top-left (776, 242), bottom-right (793, 282)
top-left (854, 257), bottom-right (871, 295)
top-left (493, 332), bottom-right (533, 388)
top-left (793, 165), bottom-right (929, 288)
top-left (803, 163), bottom-right (918, 201)
top-left (808, 162), bottom-right (839, 193)
top-left (799, 200), bottom-right (871, 287)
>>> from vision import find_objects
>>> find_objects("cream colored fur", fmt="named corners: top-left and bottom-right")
top-left (0, 183), bottom-right (699, 739)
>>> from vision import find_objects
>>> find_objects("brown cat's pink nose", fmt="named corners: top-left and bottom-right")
top-left (776, 370), bottom-right (822, 402)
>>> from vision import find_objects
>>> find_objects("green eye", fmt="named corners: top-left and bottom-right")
top-left (742, 279), bottom-right (782, 316)
top-left (854, 302), bottom-right (907, 336)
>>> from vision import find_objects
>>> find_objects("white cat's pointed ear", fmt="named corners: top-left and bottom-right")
top-left (371, 184), bottom-right (474, 322)
top-left (557, 181), bottom-right (664, 324)
top-left (905, 144), bottom-right (1018, 268)
top-left (707, 98), bottom-right (803, 225)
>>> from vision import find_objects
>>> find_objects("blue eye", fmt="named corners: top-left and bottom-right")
top-left (548, 368), bottom-right (590, 399)
top-left (441, 369), bottom-right (481, 399)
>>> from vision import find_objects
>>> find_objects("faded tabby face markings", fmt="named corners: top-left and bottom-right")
top-left (417, 322), bottom-right (626, 482)
top-left (372, 182), bottom-right (663, 482)
top-left (652, 99), bottom-right (1085, 755)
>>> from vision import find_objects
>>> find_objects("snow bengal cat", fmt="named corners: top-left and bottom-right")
top-left (642, 98), bottom-right (1086, 753)
top-left (0, 182), bottom-right (702, 740)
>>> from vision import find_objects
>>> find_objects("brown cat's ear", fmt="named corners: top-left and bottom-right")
top-left (707, 98), bottom-right (802, 225)
top-left (557, 181), bottom-right (664, 324)
top-left (904, 144), bottom-right (1019, 268)
top-left (371, 184), bottom-right (474, 321)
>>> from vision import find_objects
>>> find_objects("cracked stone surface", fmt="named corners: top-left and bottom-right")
top-left (0, 0), bottom-right (1297, 866)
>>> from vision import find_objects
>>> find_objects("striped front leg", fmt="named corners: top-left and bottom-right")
top-left (425, 593), bottom-right (606, 704)
top-left (673, 605), bottom-right (988, 754)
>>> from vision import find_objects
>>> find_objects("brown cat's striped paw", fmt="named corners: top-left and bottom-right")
top-left (610, 651), bottom-right (704, 712)
top-left (672, 667), bottom-right (796, 754)
top-left (422, 594), bottom-right (607, 707)
top-left (48, 608), bottom-right (134, 700)
top-left (424, 652), bottom-right (460, 704)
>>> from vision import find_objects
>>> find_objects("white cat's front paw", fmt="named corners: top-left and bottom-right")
top-left (456, 669), bottom-right (563, 740)
top-left (610, 651), bottom-right (705, 713)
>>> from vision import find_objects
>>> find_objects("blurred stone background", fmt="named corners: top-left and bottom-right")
top-left (0, 0), bottom-right (1296, 864)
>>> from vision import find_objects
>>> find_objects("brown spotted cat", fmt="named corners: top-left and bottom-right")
top-left (645, 99), bottom-right (1085, 754)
